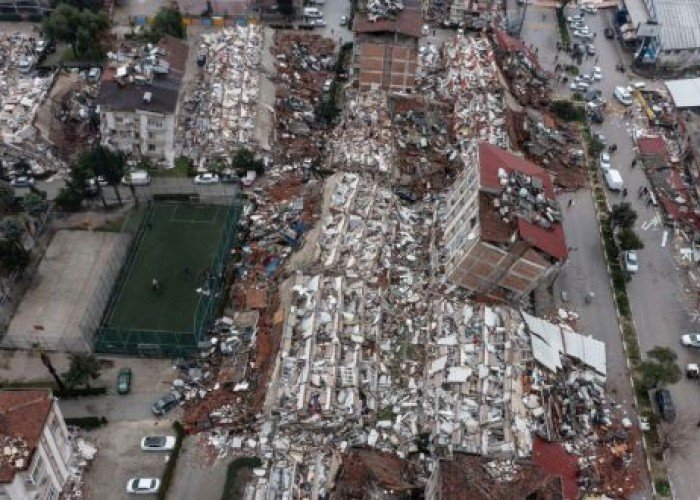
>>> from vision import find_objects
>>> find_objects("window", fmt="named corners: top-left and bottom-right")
top-left (147, 118), bottom-right (163, 129)
top-left (147, 144), bottom-right (157, 152)
top-left (46, 484), bottom-right (59, 500)
top-left (28, 455), bottom-right (44, 485)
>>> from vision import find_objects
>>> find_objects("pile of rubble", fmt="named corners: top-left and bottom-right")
top-left (329, 92), bottom-right (394, 177)
top-left (390, 95), bottom-right (457, 192)
top-left (178, 25), bottom-right (266, 163)
top-left (492, 29), bottom-right (551, 108)
top-left (63, 431), bottom-right (97, 500)
top-left (364, 0), bottom-right (405, 21)
top-left (0, 435), bottom-right (30, 475)
top-left (508, 108), bottom-right (588, 189)
top-left (274, 32), bottom-right (335, 162)
top-left (0, 33), bottom-right (55, 146)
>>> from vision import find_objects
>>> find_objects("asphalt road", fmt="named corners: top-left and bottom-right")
top-left (16, 177), bottom-right (238, 203)
top-left (522, 5), bottom-right (700, 497)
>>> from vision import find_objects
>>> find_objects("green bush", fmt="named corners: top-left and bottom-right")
top-left (221, 457), bottom-right (263, 500)
top-left (655, 479), bottom-right (671, 497)
top-left (65, 416), bottom-right (108, 429)
top-left (550, 100), bottom-right (584, 122)
top-left (158, 421), bottom-right (186, 500)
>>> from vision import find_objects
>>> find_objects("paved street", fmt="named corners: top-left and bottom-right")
top-left (522, 4), bottom-right (700, 498)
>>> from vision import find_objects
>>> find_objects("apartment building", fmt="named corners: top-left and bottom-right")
top-left (441, 142), bottom-right (567, 302)
top-left (98, 36), bottom-right (188, 167)
top-left (0, 391), bottom-right (72, 500)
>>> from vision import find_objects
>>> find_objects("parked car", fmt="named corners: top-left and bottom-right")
top-left (314, 18), bottom-right (327, 27)
top-left (586, 43), bottom-right (596, 56)
top-left (151, 392), bottom-right (181, 416)
top-left (681, 333), bottom-right (700, 348)
top-left (10, 176), bottom-right (35, 187)
top-left (422, 24), bottom-right (430, 36)
top-left (654, 388), bottom-right (676, 421)
top-left (613, 86), bottom-right (633, 105)
top-left (604, 27), bottom-right (615, 38)
top-left (581, 4), bottom-right (597, 13)
top-left (126, 478), bottom-right (160, 494)
top-left (117, 367), bottom-right (132, 395)
top-left (194, 172), bottom-right (220, 185)
top-left (593, 67), bottom-right (602, 81)
top-left (339, 15), bottom-right (349, 25)
top-left (622, 249), bottom-right (639, 273)
top-left (599, 152), bottom-right (611, 171)
top-left (219, 169), bottom-right (240, 184)
top-left (140, 435), bottom-right (176, 451)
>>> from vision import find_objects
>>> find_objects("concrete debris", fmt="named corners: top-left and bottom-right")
top-left (177, 25), bottom-right (268, 163)
top-left (63, 430), bottom-right (97, 500)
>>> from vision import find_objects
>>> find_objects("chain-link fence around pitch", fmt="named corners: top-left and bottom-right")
top-left (94, 200), bottom-right (242, 357)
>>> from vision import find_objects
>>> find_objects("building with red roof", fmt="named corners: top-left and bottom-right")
top-left (442, 142), bottom-right (567, 302)
top-left (0, 390), bottom-right (72, 500)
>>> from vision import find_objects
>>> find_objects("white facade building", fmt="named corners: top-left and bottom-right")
top-left (0, 391), bottom-right (72, 500)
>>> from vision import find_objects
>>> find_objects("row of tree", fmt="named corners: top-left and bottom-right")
top-left (609, 202), bottom-right (644, 251)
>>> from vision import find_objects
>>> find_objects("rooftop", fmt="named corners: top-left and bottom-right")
top-left (637, 134), bottom-right (668, 158)
top-left (493, 28), bottom-right (542, 72)
top-left (333, 449), bottom-right (421, 497)
top-left (654, 0), bottom-right (700, 50)
top-left (0, 390), bottom-right (52, 483)
top-left (477, 142), bottom-right (567, 261)
top-left (97, 36), bottom-right (188, 115)
top-left (352, 9), bottom-right (423, 38)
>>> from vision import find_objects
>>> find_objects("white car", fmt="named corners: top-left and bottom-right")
top-left (599, 152), bottom-right (611, 171)
top-left (613, 86), bottom-right (633, 105)
top-left (140, 436), bottom-right (176, 451)
top-left (339, 15), bottom-right (349, 25)
top-left (593, 68), bottom-right (602, 81)
top-left (581, 4), bottom-right (597, 13)
top-left (194, 172), bottom-right (219, 185)
top-left (422, 24), bottom-right (430, 36)
top-left (681, 333), bottom-right (700, 348)
top-left (314, 18), bottom-right (327, 27)
top-left (622, 250), bottom-right (639, 273)
top-left (126, 478), bottom-right (160, 494)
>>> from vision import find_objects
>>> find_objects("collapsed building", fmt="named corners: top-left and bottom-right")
top-left (98, 36), bottom-right (189, 167)
top-left (440, 142), bottom-right (567, 302)
top-left (177, 24), bottom-right (271, 165)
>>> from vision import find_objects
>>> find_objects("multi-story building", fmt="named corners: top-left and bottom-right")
top-left (441, 142), bottom-right (567, 302)
top-left (352, 0), bottom-right (422, 93)
top-left (98, 36), bottom-right (188, 167)
top-left (0, 390), bottom-right (72, 500)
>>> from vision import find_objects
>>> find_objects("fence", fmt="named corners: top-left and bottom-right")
top-left (94, 199), bottom-right (243, 357)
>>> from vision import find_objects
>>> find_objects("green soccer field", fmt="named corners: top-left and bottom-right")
top-left (104, 203), bottom-right (229, 333)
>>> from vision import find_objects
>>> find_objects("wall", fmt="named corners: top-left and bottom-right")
top-left (657, 47), bottom-right (700, 68)
top-left (100, 109), bottom-right (176, 167)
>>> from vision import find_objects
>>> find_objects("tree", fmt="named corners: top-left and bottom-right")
top-left (35, 347), bottom-right (66, 392)
top-left (638, 346), bottom-right (682, 389)
top-left (55, 158), bottom-right (93, 211)
top-left (0, 217), bottom-right (24, 249)
top-left (22, 192), bottom-right (48, 219)
top-left (43, 4), bottom-right (109, 60)
top-left (151, 7), bottom-right (186, 40)
top-left (657, 417), bottom-right (695, 458)
top-left (53, 0), bottom-right (103, 10)
top-left (80, 146), bottom-right (126, 206)
top-left (610, 202), bottom-right (638, 229)
top-left (55, 186), bottom-right (84, 211)
top-left (0, 240), bottom-right (29, 273)
top-left (232, 148), bottom-right (264, 176)
top-left (62, 353), bottom-right (101, 389)
top-left (0, 181), bottom-right (14, 214)
top-left (618, 227), bottom-right (644, 250)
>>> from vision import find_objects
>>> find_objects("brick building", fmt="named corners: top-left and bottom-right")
top-left (441, 142), bottom-right (567, 302)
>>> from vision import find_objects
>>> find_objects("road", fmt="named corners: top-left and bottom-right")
top-left (522, 4), bottom-right (700, 498)
top-left (16, 177), bottom-right (239, 202)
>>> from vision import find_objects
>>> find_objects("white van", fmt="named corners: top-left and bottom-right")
top-left (121, 170), bottom-right (151, 186)
top-left (303, 7), bottom-right (323, 18)
top-left (613, 86), bottom-right (633, 106)
top-left (604, 169), bottom-right (623, 191)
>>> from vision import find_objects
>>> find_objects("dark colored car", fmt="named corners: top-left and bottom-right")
top-left (655, 388), bottom-right (676, 421)
top-left (151, 392), bottom-right (181, 416)
top-left (117, 367), bottom-right (132, 395)
top-left (604, 27), bottom-right (615, 39)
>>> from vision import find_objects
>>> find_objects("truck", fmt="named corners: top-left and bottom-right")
top-left (604, 169), bottom-right (623, 191)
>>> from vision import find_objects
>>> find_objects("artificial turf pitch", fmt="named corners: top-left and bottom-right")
top-left (104, 203), bottom-right (228, 333)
